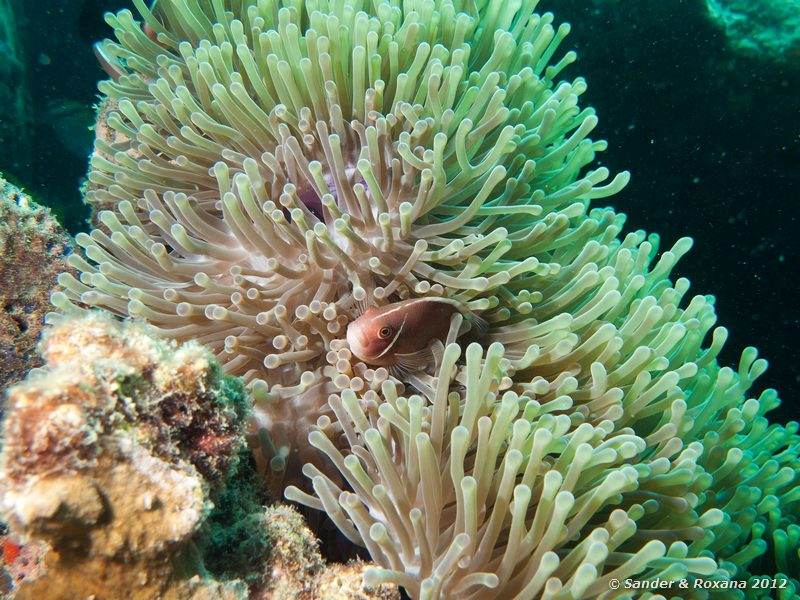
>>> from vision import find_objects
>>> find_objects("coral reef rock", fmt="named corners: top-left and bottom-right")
top-left (707, 0), bottom-right (800, 60)
top-left (0, 314), bottom-right (250, 599)
top-left (0, 525), bottom-right (46, 596)
top-left (0, 314), bottom-right (393, 598)
top-left (0, 178), bottom-right (75, 395)
top-left (259, 504), bottom-right (398, 600)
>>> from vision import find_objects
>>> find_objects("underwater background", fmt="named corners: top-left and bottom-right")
top-left (0, 0), bottom-right (797, 420)
top-left (0, 0), bottom-right (798, 596)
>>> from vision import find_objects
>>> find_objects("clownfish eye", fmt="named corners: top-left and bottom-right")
top-left (378, 326), bottom-right (393, 339)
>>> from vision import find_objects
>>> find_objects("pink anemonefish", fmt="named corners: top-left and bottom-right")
top-left (346, 297), bottom-right (488, 374)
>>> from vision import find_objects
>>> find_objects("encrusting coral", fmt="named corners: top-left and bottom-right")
top-left (0, 314), bottom-right (251, 599)
top-left (0, 178), bottom-right (75, 395)
top-left (259, 504), bottom-right (399, 600)
top-left (0, 525), bottom-right (46, 596)
top-left (45, 0), bottom-right (800, 597)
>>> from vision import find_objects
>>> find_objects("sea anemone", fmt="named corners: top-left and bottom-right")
top-left (291, 342), bottom-right (720, 597)
top-left (50, 0), bottom-right (800, 595)
top-left (53, 0), bottom-right (627, 473)
top-left (287, 339), bottom-right (800, 596)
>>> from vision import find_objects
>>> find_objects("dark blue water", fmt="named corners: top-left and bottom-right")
top-left (543, 0), bottom-right (800, 422)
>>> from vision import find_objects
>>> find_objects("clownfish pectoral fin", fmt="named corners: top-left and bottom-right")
top-left (393, 347), bottom-right (435, 373)
top-left (388, 362), bottom-right (411, 381)
top-left (468, 314), bottom-right (490, 339)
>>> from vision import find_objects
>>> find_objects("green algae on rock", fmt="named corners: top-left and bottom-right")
top-left (707, 0), bottom-right (800, 61)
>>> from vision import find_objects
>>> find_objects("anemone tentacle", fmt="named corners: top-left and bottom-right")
top-left (53, 1), bottom-right (800, 596)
